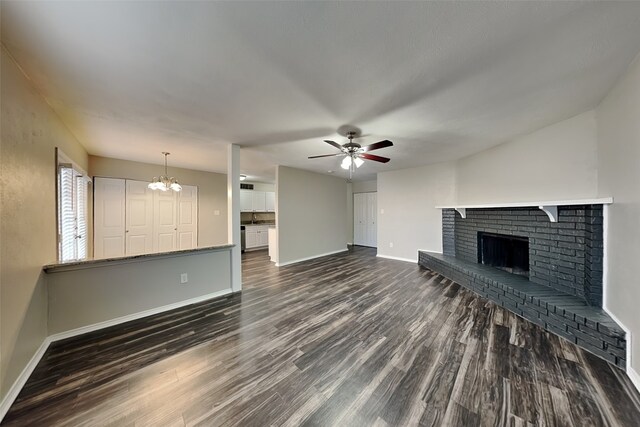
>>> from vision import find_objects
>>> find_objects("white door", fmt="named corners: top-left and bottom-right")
top-left (240, 190), bottom-right (253, 212)
top-left (366, 193), bottom-right (377, 247)
top-left (353, 193), bottom-right (367, 246)
top-left (265, 192), bottom-right (276, 212)
top-left (125, 180), bottom-right (154, 255)
top-left (252, 191), bottom-right (266, 212)
top-left (94, 178), bottom-right (126, 259)
top-left (154, 190), bottom-right (177, 252)
top-left (177, 185), bottom-right (198, 250)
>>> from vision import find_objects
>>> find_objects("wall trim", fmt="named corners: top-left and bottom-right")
top-left (276, 248), bottom-right (348, 267)
top-left (0, 288), bottom-right (233, 422)
top-left (49, 288), bottom-right (233, 341)
top-left (376, 253), bottom-right (417, 263)
top-left (0, 337), bottom-right (52, 422)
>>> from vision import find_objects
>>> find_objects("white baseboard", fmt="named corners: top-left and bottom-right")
top-left (0, 288), bottom-right (233, 422)
top-left (627, 366), bottom-right (640, 394)
top-left (376, 253), bottom-right (417, 263)
top-left (0, 337), bottom-right (52, 422)
top-left (49, 288), bottom-right (233, 342)
top-left (276, 248), bottom-right (348, 267)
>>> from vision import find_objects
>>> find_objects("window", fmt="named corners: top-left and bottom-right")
top-left (57, 149), bottom-right (90, 262)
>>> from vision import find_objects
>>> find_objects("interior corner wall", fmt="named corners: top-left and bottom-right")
top-left (377, 162), bottom-right (456, 262)
top-left (88, 156), bottom-right (228, 246)
top-left (0, 48), bottom-right (88, 402)
top-left (596, 52), bottom-right (640, 376)
top-left (276, 166), bottom-right (348, 264)
top-left (455, 110), bottom-right (599, 204)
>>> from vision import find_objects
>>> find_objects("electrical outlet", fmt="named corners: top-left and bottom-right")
top-left (214, 210), bottom-right (220, 216)
top-left (389, 242), bottom-right (394, 248)
top-left (380, 208), bottom-right (384, 214)
top-left (180, 273), bottom-right (188, 284)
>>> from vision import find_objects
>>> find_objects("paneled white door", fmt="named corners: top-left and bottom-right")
top-left (353, 192), bottom-right (377, 247)
top-left (366, 193), bottom-right (377, 248)
top-left (94, 178), bottom-right (126, 259)
top-left (154, 189), bottom-right (178, 252)
top-left (176, 185), bottom-right (198, 250)
top-left (353, 193), bottom-right (367, 246)
top-left (125, 180), bottom-right (154, 255)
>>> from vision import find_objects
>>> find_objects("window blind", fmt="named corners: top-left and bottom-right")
top-left (58, 164), bottom-right (89, 262)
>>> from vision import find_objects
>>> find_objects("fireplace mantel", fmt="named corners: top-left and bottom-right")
top-left (436, 197), bottom-right (613, 222)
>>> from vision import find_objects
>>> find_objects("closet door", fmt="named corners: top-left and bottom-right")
top-left (125, 180), bottom-right (154, 255)
top-left (177, 185), bottom-right (198, 250)
top-left (366, 193), bottom-right (377, 248)
top-left (94, 178), bottom-right (126, 259)
top-left (154, 190), bottom-right (177, 252)
top-left (353, 193), bottom-right (367, 246)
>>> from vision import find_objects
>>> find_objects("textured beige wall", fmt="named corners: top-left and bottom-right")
top-left (0, 48), bottom-right (88, 400)
top-left (276, 166), bottom-right (348, 264)
top-left (597, 53), bottom-right (640, 376)
top-left (47, 249), bottom-right (232, 334)
top-left (89, 155), bottom-right (228, 247)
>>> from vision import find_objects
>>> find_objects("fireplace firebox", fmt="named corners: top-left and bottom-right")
top-left (477, 232), bottom-right (529, 277)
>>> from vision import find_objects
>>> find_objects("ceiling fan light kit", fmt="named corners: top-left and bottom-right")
top-left (309, 131), bottom-right (393, 178)
top-left (148, 152), bottom-right (182, 192)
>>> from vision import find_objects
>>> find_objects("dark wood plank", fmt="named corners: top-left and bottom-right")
top-left (2, 247), bottom-right (640, 426)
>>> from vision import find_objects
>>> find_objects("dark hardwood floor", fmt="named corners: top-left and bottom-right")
top-left (3, 246), bottom-right (640, 426)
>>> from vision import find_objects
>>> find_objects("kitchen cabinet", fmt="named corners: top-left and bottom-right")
top-left (265, 192), bottom-right (276, 212)
top-left (252, 191), bottom-right (266, 212)
top-left (240, 190), bottom-right (275, 212)
top-left (240, 190), bottom-right (276, 212)
top-left (240, 190), bottom-right (253, 212)
top-left (244, 225), bottom-right (270, 249)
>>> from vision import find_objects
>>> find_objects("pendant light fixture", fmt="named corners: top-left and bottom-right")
top-left (148, 152), bottom-right (182, 192)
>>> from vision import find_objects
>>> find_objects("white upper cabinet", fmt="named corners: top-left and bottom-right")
top-left (265, 192), bottom-right (276, 212)
top-left (240, 189), bottom-right (274, 212)
top-left (240, 190), bottom-right (253, 212)
top-left (252, 191), bottom-right (266, 212)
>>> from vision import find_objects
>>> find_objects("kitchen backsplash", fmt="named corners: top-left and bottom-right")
top-left (241, 212), bottom-right (275, 223)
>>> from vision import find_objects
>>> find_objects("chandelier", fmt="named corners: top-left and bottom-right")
top-left (148, 152), bottom-right (182, 192)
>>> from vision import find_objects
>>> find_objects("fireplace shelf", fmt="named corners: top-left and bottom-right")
top-left (418, 250), bottom-right (626, 369)
top-left (436, 197), bottom-right (613, 222)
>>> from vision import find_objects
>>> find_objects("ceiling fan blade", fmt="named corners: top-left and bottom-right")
top-left (324, 140), bottom-right (344, 150)
top-left (360, 153), bottom-right (391, 163)
top-left (308, 153), bottom-right (344, 159)
top-left (361, 140), bottom-right (393, 152)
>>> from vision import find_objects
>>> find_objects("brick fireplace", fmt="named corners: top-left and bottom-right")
top-left (419, 200), bottom-right (627, 368)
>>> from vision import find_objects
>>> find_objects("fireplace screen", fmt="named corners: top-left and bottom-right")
top-left (477, 232), bottom-right (529, 277)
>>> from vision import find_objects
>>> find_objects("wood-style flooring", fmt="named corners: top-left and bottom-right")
top-left (3, 247), bottom-right (640, 426)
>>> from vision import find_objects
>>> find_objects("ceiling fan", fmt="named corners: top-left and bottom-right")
top-left (308, 131), bottom-right (393, 177)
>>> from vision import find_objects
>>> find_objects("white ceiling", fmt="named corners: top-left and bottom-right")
top-left (3, 1), bottom-right (640, 182)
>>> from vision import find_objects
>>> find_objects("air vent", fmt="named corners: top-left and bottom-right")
top-left (240, 183), bottom-right (254, 190)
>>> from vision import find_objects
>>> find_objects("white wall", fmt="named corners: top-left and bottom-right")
top-left (456, 111), bottom-right (598, 204)
top-left (377, 162), bottom-right (456, 262)
top-left (47, 248), bottom-right (232, 335)
top-left (0, 47), bottom-right (89, 403)
top-left (596, 53), bottom-right (640, 377)
top-left (352, 179), bottom-right (377, 194)
top-left (89, 155), bottom-right (228, 247)
top-left (276, 166), bottom-right (348, 265)
top-left (244, 182), bottom-right (275, 192)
